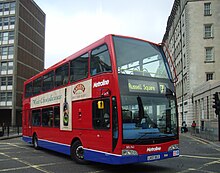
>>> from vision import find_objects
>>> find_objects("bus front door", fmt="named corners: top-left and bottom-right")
top-left (72, 99), bottom-right (112, 162)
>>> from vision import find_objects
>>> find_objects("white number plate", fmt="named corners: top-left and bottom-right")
top-left (147, 154), bottom-right (160, 161)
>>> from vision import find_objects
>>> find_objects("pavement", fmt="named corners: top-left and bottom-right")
top-left (181, 132), bottom-right (220, 149)
top-left (0, 133), bottom-right (22, 140)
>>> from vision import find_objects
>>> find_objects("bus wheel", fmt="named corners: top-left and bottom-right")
top-left (71, 140), bottom-right (86, 164)
top-left (33, 134), bottom-right (39, 150)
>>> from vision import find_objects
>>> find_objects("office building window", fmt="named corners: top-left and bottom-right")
top-left (206, 73), bottom-right (213, 81)
top-left (4, 3), bottom-right (9, 12)
top-left (0, 2), bottom-right (16, 15)
top-left (0, 77), bottom-right (6, 86)
top-left (7, 76), bottom-right (12, 85)
top-left (0, 61), bottom-right (13, 74)
top-left (204, 3), bottom-right (211, 16)
top-left (0, 92), bottom-right (6, 102)
top-left (205, 47), bottom-right (214, 62)
top-left (7, 92), bottom-right (12, 101)
top-left (0, 4), bottom-right (3, 13)
top-left (10, 2), bottom-right (16, 14)
top-left (204, 24), bottom-right (213, 38)
top-left (0, 76), bottom-right (12, 90)
top-left (0, 31), bottom-right (14, 44)
top-left (0, 46), bottom-right (14, 59)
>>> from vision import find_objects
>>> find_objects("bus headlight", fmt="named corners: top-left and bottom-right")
top-left (122, 149), bottom-right (138, 156)
top-left (168, 144), bottom-right (179, 151)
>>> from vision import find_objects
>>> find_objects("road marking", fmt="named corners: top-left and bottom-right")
top-left (180, 154), bottom-right (220, 160)
top-left (7, 143), bottom-right (29, 149)
top-left (182, 134), bottom-right (208, 145)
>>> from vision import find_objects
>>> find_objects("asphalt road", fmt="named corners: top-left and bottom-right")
top-left (0, 134), bottom-right (220, 173)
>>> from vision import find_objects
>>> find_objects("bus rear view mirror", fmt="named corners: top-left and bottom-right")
top-left (98, 101), bottom-right (104, 109)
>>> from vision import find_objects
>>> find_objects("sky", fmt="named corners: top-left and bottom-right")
top-left (34, 0), bottom-right (174, 68)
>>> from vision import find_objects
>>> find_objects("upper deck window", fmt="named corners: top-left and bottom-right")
top-left (25, 82), bottom-right (32, 98)
top-left (113, 36), bottom-right (169, 79)
top-left (33, 77), bottom-right (42, 96)
top-left (70, 53), bottom-right (89, 82)
top-left (42, 71), bottom-right (54, 92)
top-left (55, 63), bottom-right (69, 87)
top-left (90, 45), bottom-right (112, 76)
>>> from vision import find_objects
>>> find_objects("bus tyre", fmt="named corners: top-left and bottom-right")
top-left (71, 140), bottom-right (86, 164)
top-left (33, 135), bottom-right (39, 150)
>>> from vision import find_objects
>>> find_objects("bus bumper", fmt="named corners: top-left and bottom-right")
top-left (84, 148), bottom-right (179, 165)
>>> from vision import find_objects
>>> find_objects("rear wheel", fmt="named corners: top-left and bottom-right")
top-left (70, 140), bottom-right (86, 164)
top-left (33, 134), bottom-right (39, 150)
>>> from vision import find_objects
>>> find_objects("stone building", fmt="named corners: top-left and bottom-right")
top-left (163, 0), bottom-right (220, 133)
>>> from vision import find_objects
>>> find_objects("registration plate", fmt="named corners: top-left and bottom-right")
top-left (147, 154), bottom-right (160, 161)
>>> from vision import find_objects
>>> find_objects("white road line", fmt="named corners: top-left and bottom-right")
top-left (180, 154), bottom-right (220, 160)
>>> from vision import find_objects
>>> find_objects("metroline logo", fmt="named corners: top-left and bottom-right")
top-left (93, 79), bottom-right (109, 88)
top-left (146, 146), bottom-right (161, 152)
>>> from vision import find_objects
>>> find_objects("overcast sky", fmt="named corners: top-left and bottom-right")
top-left (34, 0), bottom-right (174, 68)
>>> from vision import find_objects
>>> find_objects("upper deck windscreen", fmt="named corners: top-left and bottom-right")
top-left (113, 36), bottom-right (170, 80)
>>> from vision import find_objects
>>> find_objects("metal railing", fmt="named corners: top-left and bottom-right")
top-left (0, 125), bottom-right (22, 138)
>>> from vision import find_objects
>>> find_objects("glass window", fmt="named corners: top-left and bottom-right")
top-left (205, 47), bottom-right (214, 62)
top-left (0, 18), bottom-right (2, 27)
top-left (0, 93), bottom-right (6, 102)
top-left (92, 99), bottom-right (110, 129)
top-left (204, 24), bottom-right (213, 38)
top-left (54, 106), bottom-right (60, 127)
top-left (8, 62), bottom-right (13, 70)
top-left (4, 3), bottom-right (10, 11)
top-left (2, 47), bottom-right (8, 56)
top-left (113, 36), bottom-right (169, 79)
top-left (10, 16), bottom-right (15, 25)
top-left (42, 107), bottom-right (53, 127)
top-left (32, 109), bottom-right (41, 126)
top-left (7, 76), bottom-right (12, 85)
top-left (1, 62), bottom-right (7, 71)
top-left (204, 3), bottom-right (211, 16)
top-left (8, 46), bottom-right (14, 55)
top-left (1, 77), bottom-right (6, 86)
top-left (42, 71), bottom-right (54, 92)
top-left (90, 45), bottom-right (112, 76)
top-left (3, 17), bottom-right (9, 26)
top-left (25, 82), bottom-right (32, 98)
top-left (9, 31), bottom-right (14, 40)
top-left (10, 2), bottom-right (16, 12)
top-left (55, 63), bottom-right (69, 87)
top-left (3, 32), bottom-right (8, 41)
top-left (0, 4), bottom-right (3, 12)
top-left (33, 77), bottom-right (41, 95)
top-left (70, 53), bottom-right (88, 82)
top-left (206, 73), bottom-right (213, 81)
top-left (7, 92), bottom-right (12, 101)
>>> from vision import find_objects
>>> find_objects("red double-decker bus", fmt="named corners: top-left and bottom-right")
top-left (22, 34), bottom-right (179, 165)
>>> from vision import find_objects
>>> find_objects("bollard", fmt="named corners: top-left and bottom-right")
top-left (7, 126), bottom-right (9, 136)
top-left (17, 126), bottom-right (19, 135)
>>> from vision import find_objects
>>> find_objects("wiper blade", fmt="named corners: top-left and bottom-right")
top-left (133, 132), bottom-right (160, 143)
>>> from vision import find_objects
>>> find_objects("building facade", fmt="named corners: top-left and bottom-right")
top-left (193, 80), bottom-right (220, 140)
top-left (163, 0), bottom-right (220, 131)
top-left (0, 0), bottom-right (45, 125)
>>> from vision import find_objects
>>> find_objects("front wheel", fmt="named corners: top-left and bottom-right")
top-left (70, 140), bottom-right (86, 164)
